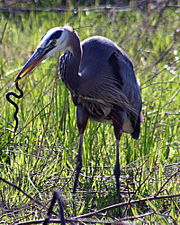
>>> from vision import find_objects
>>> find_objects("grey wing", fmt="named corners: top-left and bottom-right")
top-left (79, 37), bottom-right (142, 138)
top-left (109, 49), bottom-right (142, 139)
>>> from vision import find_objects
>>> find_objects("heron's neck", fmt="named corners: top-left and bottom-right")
top-left (65, 32), bottom-right (82, 93)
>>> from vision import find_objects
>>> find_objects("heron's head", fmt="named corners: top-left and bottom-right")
top-left (15, 26), bottom-right (73, 82)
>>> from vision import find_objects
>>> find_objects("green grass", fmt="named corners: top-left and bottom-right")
top-left (0, 4), bottom-right (179, 224)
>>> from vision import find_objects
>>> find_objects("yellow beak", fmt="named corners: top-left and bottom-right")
top-left (15, 47), bottom-right (50, 82)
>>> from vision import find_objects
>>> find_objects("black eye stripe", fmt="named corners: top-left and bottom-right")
top-left (49, 30), bottom-right (62, 41)
top-left (41, 30), bottom-right (62, 44)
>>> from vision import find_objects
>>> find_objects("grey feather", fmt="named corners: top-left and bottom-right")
top-left (59, 33), bottom-right (142, 138)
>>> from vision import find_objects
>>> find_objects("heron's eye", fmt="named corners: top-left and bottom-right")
top-left (51, 40), bottom-right (56, 46)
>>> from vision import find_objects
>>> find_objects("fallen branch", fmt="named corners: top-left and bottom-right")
top-left (15, 218), bottom-right (129, 225)
top-left (0, 6), bottom-right (131, 13)
top-left (119, 211), bottom-right (154, 221)
top-left (12, 193), bottom-right (180, 224)
top-left (75, 193), bottom-right (180, 219)
top-left (0, 3), bottom-right (179, 14)
top-left (43, 192), bottom-right (65, 225)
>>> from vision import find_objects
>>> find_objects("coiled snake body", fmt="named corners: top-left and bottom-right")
top-left (6, 82), bottom-right (23, 133)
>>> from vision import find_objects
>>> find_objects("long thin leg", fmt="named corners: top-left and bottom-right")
top-left (111, 110), bottom-right (126, 197)
top-left (114, 139), bottom-right (121, 196)
top-left (72, 105), bottom-right (88, 195)
top-left (72, 133), bottom-right (83, 195)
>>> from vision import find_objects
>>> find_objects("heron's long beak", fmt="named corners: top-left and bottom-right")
top-left (15, 47), bottom-right (51, 82)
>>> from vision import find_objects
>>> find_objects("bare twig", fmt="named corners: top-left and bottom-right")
top-left (43, 192), bottom-right (65, 225)
top-left (134, 168), bottom-right (155, 196)
top-left (142, 80), bottom-right (180, 89)
top-left (0, 114), bottom-right (13, 127)
top-left (153, 0), bottom-right (171, 30)
top-left (155, 169), bottom-right (179, 196)
top-left (141, 42), bottom-right (175, 85)
top-left (0, 177), bottom-right (58, 216)
top-left (140, 58), bottom-right (179, 88)
top-left (12, 192), bottom-right (180, 225)
top-left (0, 3), bottom-right (179, 14)
top-left (54, 192), bottom-right (65, 225)
top-left (75, 193), bottom-right (180, 219)
top-left (123, 166), bottom-right (155, 217)
top-left (166, 88), bottom-right (180, 108)
top-left (165, 189), bottom-right (180, 214)
top-left (0, 6), bottom-right (131, 13)
top-left (119, 211), bottom-right (154, 221)
top-left (15, 218), bottom-right (130, 225)
top-left (123, 167), bottom-right (156, 216)
top-left (43, 193), bottom-right (57, 225)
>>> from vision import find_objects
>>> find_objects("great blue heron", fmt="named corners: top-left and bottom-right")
top-left (15, 26), bottom-right (142, 195)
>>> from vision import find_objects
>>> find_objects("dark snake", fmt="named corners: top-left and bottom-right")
top-left (6, 82), bottom-right (24, 133)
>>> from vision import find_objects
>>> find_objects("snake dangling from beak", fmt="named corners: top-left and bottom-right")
top-left (6, 82), bottom-right (24, 133)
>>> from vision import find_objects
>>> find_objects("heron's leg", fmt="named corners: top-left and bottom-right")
top-left (72, 104), bottom-right (88, 195)
top-left (113, 122), bottom-right (122, 197)
top-left (111, 110), bottom-right (126, 197)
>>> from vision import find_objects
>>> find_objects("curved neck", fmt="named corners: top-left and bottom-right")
top-left (70, 30), bottom-right (82, 64)
top-left (64, 30), bottom-right (82, 93)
